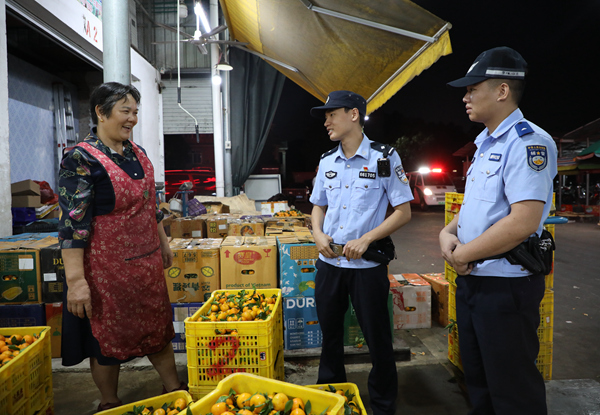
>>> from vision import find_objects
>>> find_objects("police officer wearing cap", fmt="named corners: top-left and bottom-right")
top-left (440, 47), bottom-right (557, 414)
top-left (309, 90), bottom-right (413, 415)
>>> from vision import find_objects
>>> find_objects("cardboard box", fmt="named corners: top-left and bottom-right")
top-left (45, 302), bottom-right (63, 358)
top-left (420, 273), bottom-right (449, 327)
top-left (220, 236), bottom-right (277, 290)
top-left (203, 201), bottom-right (229, 214)
top-left (170, 217), bottom-right (206, 239)
top-left (0, 243), bottom-right (43, 304)
top-left (283, 296), bottom-right (322, 350)
top-left (204, 215), bottom-right (230, 238)
top-left (164, 238), bottom-right (222, 303)
top-left (11, 180), bottom-right (40, 196)
top-left (0, 303), bottom-right (45, 326)
top-left (277, 235), bottom-right (318, 298)
top-left (171, 302), bottom-right (203, 352)
top-left (36, 240), bottom-right (64, 303)
top-left (343, 292), bottom-right (393, 346)
top-left (11, 195), bottom-right (42, 208)
top-left (389, 274), bottom-right (431, 329)
top-left (261, 201), bottom-right (289, 215)
top-left (227, 218), bottom-right (265, 236)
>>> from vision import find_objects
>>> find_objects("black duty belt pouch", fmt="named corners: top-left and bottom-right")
top-left (362, 236), bottom-right (397, 265)
top-left (479, 229), bottom-right (555, 275)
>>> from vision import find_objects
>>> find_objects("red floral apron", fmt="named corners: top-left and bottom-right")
top-left (78, 142), bottom-right (174, 360)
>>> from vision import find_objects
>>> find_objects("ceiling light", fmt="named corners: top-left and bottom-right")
top-left (178, 1), bottom-right (188, 19)
top-left (216, 57), bottom-right (233, 71)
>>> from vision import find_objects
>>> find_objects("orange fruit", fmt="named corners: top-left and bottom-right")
top-left (250, 394), bottom-right (267, 413)
top-left (238, 410), bottom-right (254, 415)
top-left (173, 398), bottom-right (187, 411)
top-left (166, 410), bottom-right (178, 415)
top-left (290, 408), bottom-right (305, 415)
top-left (336, 390), bottom-right (348, 403)
top-left (236, 392), bottom-right (252, 408)
top-left (271, 393), bottom-right (289, 411)
top-left (10, 334), bottom-right (22, 344)
top-left (153, 409), bottom-right (166, 415)
top-left (211, 402), bottom-right (228, 415)
top-left (291, 398), bottom-right (304, 410)
top-left (23, 335), bottom-right (34, 345)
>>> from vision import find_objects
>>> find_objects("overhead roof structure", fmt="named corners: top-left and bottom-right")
top-left (219, 0), bottom-right (452, 114)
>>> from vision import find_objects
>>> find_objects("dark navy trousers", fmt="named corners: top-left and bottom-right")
top-left (315, 259), bottom-right (397, 415)
top-left (456, 274), bottom-right (547, 415)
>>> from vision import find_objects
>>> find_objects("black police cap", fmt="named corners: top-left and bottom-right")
top-left (310, 90), bottom-right (367, 118)
top-left (447, 47), bottom-right (528, 88)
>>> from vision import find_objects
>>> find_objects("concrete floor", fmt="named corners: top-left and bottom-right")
top-left (50, 208), bottom-right (600, 414)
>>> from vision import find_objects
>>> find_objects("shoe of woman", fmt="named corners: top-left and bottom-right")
top-left (162, 381), bottom-right (189, 394)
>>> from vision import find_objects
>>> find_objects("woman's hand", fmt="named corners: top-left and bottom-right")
top-left (67, 277), bottom-right (93, 319)
top-left (161, 242), bottom-right (174, 269)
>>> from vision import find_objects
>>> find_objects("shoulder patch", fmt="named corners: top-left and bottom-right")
top-left (321, 146), bottom-right (338, 159)
top-left (515, 121), bottom-right (534, 137)
top-left (370, 142), bottom-right (395, 157)
top-left (394, 165), bottom-right (409, 184)
top-left (526, 145), bottom-right (548, 172)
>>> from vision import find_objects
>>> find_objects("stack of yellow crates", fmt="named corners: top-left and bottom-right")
top-left (444, 192), bottom-right (554, 380)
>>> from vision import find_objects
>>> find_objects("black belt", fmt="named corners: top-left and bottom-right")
top-left (329, 236), bottom-right (396, 265)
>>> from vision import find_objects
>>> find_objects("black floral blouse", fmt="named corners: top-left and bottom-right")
top-left (58, 130), bottom-right (164, 249)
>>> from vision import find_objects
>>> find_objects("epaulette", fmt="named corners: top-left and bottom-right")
top-left (515, 121), bottom-right (534, 137)
top-left (320, 146), bottom-right (338, 159)
top-left (370, 142), bottom-right (395, 158)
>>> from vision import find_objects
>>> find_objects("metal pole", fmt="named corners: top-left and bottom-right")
top-left (223, 66), bottom-right (233, 196)
top-left (210, 0), bottom-right (225, 197)
top-left (102, 0), bottom-right (130, 84)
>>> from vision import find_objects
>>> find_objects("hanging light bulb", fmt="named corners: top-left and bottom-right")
top-left (212, 74), bottom-right (222, 85)
top-left (178, 1), bottom-right (188, 19)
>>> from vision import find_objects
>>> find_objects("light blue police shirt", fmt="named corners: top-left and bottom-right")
top-left (457, 109), bottom-right (558, 277)
top-left (310, 135), bottom-right (413, 269)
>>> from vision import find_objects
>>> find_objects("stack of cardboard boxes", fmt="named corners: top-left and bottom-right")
top-left (0, 236), bottom-right (64, 358)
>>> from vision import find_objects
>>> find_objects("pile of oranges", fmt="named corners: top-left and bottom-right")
top-left (208, 389), bottom-right (319, 415)
top-left (0, 333), bottom-right (38, 368)
top-left (319, 386), bottom-right (362, 415)
top-left (198, 289), bottom-right (278, 327)
top-left (273, 209), bottom-right (302, 218)
top-left (119, 397), bottom-right (190, 415)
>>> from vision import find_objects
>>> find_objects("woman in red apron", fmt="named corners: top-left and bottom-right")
top-left (58, 83), bottom-right (186, 412)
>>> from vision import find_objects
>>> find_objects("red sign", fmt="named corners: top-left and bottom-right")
top-left (234, 250), bottom-right (262, 265)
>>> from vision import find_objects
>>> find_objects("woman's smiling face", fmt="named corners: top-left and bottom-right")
top-left (98, 94), bottom-right (138, 142)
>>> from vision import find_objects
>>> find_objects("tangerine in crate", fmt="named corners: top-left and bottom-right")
top-left (185, 289), bottom-right (283, 390)
top-left (96, 390), bottom-right (193, 414)
top-left (304, 383), bottom-right (366, 415)
top-left (188, 373), bottom-right (346, 415)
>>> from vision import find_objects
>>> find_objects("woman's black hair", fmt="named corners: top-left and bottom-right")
top-left (89, 82), bottom-right (141, 125)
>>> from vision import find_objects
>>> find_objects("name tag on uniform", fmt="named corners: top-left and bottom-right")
top-left (489, 153), bottom-right (502, 162)
top-left (359, 171), bottom-right (376, 179)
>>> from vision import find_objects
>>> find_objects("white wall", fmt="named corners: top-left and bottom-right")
top-left (0, 0), bottom-right (12, 237)
top-left (131, 49), bottom-right (165, 184)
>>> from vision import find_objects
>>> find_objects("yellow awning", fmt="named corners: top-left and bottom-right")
top-left (220, 0), bottom-right (452, 114)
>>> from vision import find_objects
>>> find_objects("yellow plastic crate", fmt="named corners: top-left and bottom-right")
top-left (538, 290), bottom-right (554, 344)
top-left (189, 345), bottom-right (285, 400)
top-left (35, 396), bottom-right (53, 415)
top-left (448, 283), bottom-right (456, 322)
top-left (188, 373), bottom-right (346, 415)
top-left (304, 382), bottom-right (366, 415)
top-left (97, 391), bottom-right (193, 415)
top-left (0, 326), bottom-right (52, 415)
top-left (444, 262), bottom-right (457, 286)
top-left (186, 289), bottom-right (283, 388)
top-left (537, 342), bottom-right (553, 380)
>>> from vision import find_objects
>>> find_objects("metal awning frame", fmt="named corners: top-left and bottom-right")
top-left (235, 0), bottom-right (452, 106)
